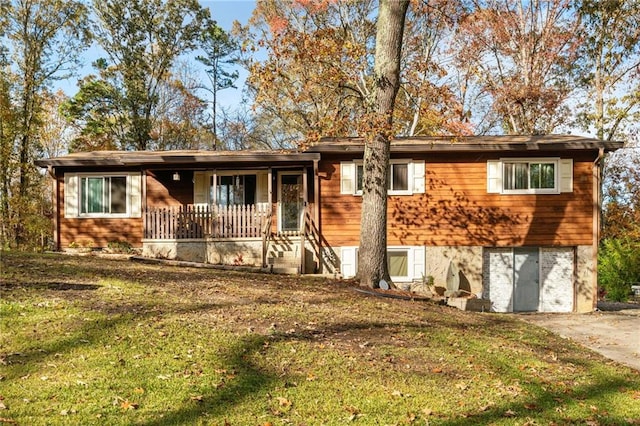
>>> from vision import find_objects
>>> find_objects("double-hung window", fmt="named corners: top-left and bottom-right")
top-left (342, 159), bottom-right (425, 195)
top-left (80, 176), bottom-right (128, 215)
top-left (487, 158), bottom-right (573, 194)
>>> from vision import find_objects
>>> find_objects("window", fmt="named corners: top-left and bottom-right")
top-left (214, 174), bottom-right (256, 206)
top-left (487, 158), bottom-right (572, 195)
top-left (64, 173), bottom-right (141, 219)
top-left (387, 249), bottom-right (409, 279)
top-left (340, 246), bottom-right (425, 281)
top-left (80, 176), bottom-right (128, 215)
top-left (342, 160), bottom-right (425, 196)
top-left (503, 161), bottom-right (555, 191)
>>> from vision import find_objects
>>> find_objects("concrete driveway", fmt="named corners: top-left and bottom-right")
top-left (518, 302), bottom-right (640, 371)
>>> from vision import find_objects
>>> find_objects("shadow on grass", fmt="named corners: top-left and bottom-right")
top-left (1, 281), bottom-right (101, 291)
top-left (436, 375), bottom-right (634, 425)
top-left (142, 334), bottom-right (277, 426)
top-left (3, 252), bottom-right (639, 423)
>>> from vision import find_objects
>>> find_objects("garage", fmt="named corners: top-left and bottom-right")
top-left (484, 247), bottom-right (574, 313)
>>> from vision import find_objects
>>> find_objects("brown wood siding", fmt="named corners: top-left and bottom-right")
top-left (146, 170), bottom-right (193, 207)
top-left (59, 217), bottom-right (143, 248)
top-left (319, 152), bottom-right (597, 248)
top-left (57, 173), bottom-right (143, 248)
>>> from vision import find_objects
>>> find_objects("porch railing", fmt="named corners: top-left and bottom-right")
top-left (144, 204), bottom-right (271, 240)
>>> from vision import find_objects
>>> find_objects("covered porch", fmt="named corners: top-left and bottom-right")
top-left (139, 151), bottom-right (323, 273)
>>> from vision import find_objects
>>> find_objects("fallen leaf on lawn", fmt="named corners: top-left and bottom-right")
top-left (306, 373), bottom-right (316, 381)
top-left (156, 374), bottom-right (170, 380)
top-left (392, 390), bottom-right (403, 397)
top-left (344, 405), bottom-right (360, 414)
top-left (190, 395), bottom-right (203, 402)
top-left (276, 396), bottom-right (292, 407)
top-left (479, 403), bottom-right (494, 412)
top-left (0, 402), bottom-right (6, 410)
top-left (422, 408), bottom-right (433, 416)
top-left (503, 409), bottom-right (516, 417)
top-left (524, 403), bottom-right (537, 410)
top-left (120, 400), bottom-right (138, 410)
top-left (0, 418), bottom-right (17, 424)
top-left (133, 387), bottom-right (145, 394)
top-left (455, 382), bottom-right (468, 391)
top-left (431, 367), bottom-right (443, 374)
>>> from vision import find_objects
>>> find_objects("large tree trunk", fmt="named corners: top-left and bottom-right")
top-left (357, 0), bottom-right (409, 288)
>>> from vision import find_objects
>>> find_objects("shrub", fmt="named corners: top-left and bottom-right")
top-left (106, 240), bottom-right (132, 254)
top-left (598, 238), bottom-right (640, 302)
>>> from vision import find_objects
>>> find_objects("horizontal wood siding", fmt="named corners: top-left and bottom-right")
top-left (319, 152), bottom-right (597, 248)
top-left (58, 172), bottom-right (143, 248)
top-left (146, 170), bottom-right (193, 207)
top-left (59, 217), bottom-right (143, 248)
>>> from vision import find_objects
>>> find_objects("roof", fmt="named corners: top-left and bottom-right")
top-left (307, 135), bottom-right (623, 153)
top-left (35, 135), bottom-right (623, 168)
top-left (35, 149), bottom-right (320, 168)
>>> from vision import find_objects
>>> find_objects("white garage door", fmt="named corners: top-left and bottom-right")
top-left (484, 247), bottom-right (574, 313)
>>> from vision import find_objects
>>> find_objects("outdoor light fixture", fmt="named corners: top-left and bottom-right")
top-left (172, 172), bottom-right (180, 181)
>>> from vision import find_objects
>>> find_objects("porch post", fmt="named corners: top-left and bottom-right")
top-left (142, 169), bottom-right (147, 240)
top-left (313, 159), bottom-right (321, 273)
top-left (53, 172), bottom-right (59, 250)
top-left (301, 166), bottom-right (308, 274)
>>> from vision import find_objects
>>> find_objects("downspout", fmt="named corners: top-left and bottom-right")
top-left (591, 147), bottom-right (605, 311)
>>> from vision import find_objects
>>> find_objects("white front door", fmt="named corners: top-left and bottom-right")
top-left (278, 172), bottom-right (303, 232)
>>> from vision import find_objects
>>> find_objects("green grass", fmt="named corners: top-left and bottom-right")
top-left (1, 251), bottom-right (639, 425)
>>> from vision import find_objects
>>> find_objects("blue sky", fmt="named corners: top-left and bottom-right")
top-left (55, 1), bottom-right (256, 110)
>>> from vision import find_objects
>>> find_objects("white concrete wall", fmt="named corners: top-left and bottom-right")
top-left (575, 245), bottom-right (596, 313)
top-left (424, 246), bottom-right (484, 297)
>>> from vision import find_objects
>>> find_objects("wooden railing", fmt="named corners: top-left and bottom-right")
top-left (144, 204), bottom-right (271, 240)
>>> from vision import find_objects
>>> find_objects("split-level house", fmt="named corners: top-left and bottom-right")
top-left (36, 135), bottom-right (622, 313)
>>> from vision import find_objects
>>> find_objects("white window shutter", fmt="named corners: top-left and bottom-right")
top-left (412, 160), bottom-right (425, 194)
top-left (193, 171), bottom-right (208, 205)
top-left (340, 162), bottom-right (356, 195)
top-left (412, 246), bottom-right (425, 280)
top-left (341, 247), bottom-right (357, 278)
top-left (487, 160), bottom-right (502, 193)
top-left (64, 174), bottom-right (78, 218)
top-left (559, 159), bottom-right (573, 193)
top-left (129, 173), bottom-right (142, 218)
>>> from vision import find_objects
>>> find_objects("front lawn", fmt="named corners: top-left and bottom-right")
top-left (1, 251), bottom-right (639, 425)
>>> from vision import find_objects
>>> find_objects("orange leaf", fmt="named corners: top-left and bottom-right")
top-left (120, 400), bottom-right (138, 410)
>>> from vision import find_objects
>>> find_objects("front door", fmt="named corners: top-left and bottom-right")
top-left (513, 248), bottom-right (540, 312)
top-left (278, 173), bottom-right (303, 232)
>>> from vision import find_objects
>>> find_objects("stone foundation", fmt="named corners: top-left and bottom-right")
top-left (142, 239), bottom-right (206, 263)
top-left (206, 238), bottom-right (263, 266)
